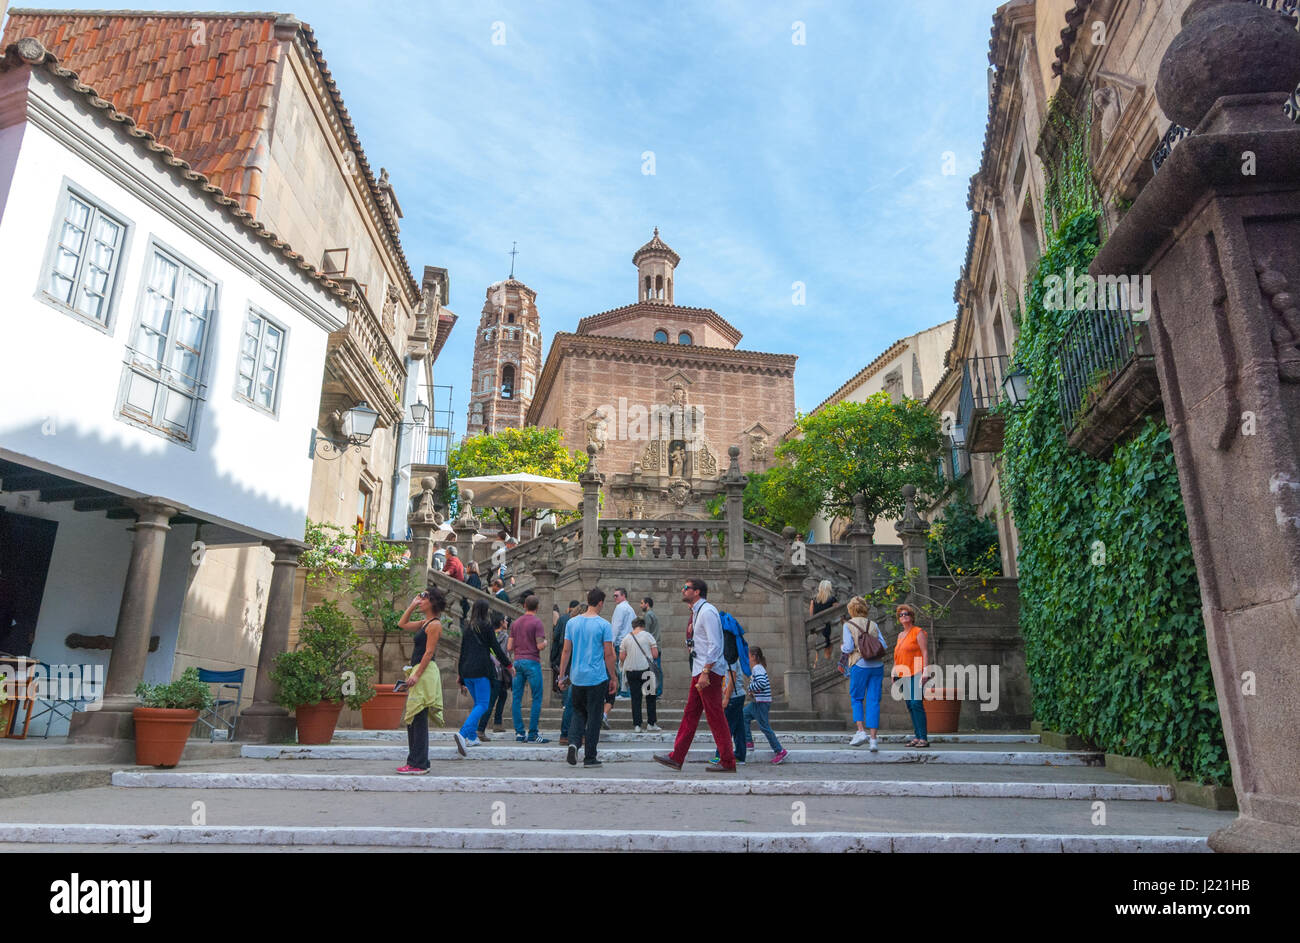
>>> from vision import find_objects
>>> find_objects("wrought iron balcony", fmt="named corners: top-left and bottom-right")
top-left (958, 354), bottom-right (1008, 453)
top-left (1056, 308), bottom-right (1160, 459)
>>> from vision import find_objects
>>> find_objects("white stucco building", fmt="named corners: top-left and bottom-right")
top-left (0, 40), bottom-right (350, 738)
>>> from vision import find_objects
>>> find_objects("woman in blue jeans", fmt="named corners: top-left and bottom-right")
top-left (455, 600), bottom-right (512, 756)
top-left (842, 596), bottom-right (886, 751)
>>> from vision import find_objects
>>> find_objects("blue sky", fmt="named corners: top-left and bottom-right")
top-left (10, 1), bottom-right (1002, 425)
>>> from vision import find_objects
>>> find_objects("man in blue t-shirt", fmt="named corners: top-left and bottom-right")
top-left (558, 587), bottom-right (617, 767)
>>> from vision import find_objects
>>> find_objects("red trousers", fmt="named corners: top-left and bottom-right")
top-left (669, 673), bottom-right (735, 768)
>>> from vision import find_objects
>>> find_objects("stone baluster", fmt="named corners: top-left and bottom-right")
top-left (407, 475), bottom-right (442, 588)
top-left (453, 488), bottom-right (481, 571)
top-left (1087, 0), bottom-right (1300, 851)
top-left (579, 444), bottom-right (603, 563)
top-left (723, 445), bottom-right (748, 562)
top-left (842, 491), bottom-right (876, 593)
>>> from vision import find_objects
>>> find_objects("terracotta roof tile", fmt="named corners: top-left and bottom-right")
top-left (3, 8), bottom-right (419, 300)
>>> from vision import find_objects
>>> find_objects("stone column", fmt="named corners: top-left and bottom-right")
top-left (239, 538), bottom-right (306, 744)
top-left (579, 444), bottom-right (603, 563)
top-left (842, 492), bottom-right (877, 594)
top-left (779, 526), bottom-right (812, 711)
top-left (69, 497), bottom-right (182, 741)
top-left (894, 485), bottom-right (930, 604)
top-left (1086, 0), bottom-right (1300, 851)
top-left (408, 475), bottom-right (441, 587)
top-left (722, 445), bottom-right (747, 563)
top-left (530, 524), bottom-right (559, 705)
top-left (453, 488), bottom-right (481, 573)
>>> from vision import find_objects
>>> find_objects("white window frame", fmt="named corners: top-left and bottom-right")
top-left (116, 240), bottom-right (219, 448)
top-left (234, 305), bottom-right (289, 417)
top-left (37, 179), bottom-right (133, 333)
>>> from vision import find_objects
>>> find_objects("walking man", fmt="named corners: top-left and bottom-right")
top-left (558, 588), bottom-right (617, 768)
top-left (508, 594), bottom-right (549, 742)
top-left (553, 600), bottom-right (581, 744)
top-left (610, 587), bottom-right (635, 699)
top-left (654, 579), bottom-right (737, 773)
top-left (641, 596), bottom-right (662, 699)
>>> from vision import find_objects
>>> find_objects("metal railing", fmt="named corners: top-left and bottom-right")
top-left (957, 355), bottom-right (1008, 432)
top-left (1055, 308), bottom-right (1148, 435)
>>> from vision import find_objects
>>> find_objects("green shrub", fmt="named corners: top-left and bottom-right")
top-left (270, 600), bottom-right (377, 711)
top-left (135, 666), bottom-right (214, 711)
top-left (928, 493), bottom-right (1000, 574)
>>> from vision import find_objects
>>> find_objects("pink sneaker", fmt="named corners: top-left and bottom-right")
top-left (746, 741), bottom-right (754, 750)
top-left (396, 765), bottom-right (428, 775)
top-left (771, 749), bottom-right (788, 765)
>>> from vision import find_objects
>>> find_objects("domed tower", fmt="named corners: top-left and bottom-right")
top-left (467, 278), bottom-right (542, 437)
top-left (633, 227), bottom-right (680, 304)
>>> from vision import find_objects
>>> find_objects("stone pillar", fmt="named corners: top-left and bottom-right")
top-left (408, 475), bottom-right (441, 587)
top-left (69, 497), bottom-right (182, 741)
top-left (453, 488), bottom-right (481, 572)
top-left (239, 538), bottom-right (306, 744)
top-left (894, 485), bottom-right (930, 604)
top-left (842, 492), bottom-right (877, 594)
top-left (579, 443), bottom-right (603, 563)
top-left (1086, 0), bottom-right (1300, 851)
top-left (779, 526), bottom-right (812, 711)
top-left (722, 445), bottom-right (747, 562)
top-left (530, 523), bottom-right (559, 705)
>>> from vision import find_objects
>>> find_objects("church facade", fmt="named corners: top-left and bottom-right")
top-left (526, 231), bottom-right (797, 519)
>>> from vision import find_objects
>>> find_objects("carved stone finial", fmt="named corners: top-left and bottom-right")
top-left (782, 526), bottom-right (796, 541)
top-left (420, 476), bottom-right (437, 492)
top-left (1156, 0), bottom-right (1300, 129)
top-left (541, 523), bottom-right (555, 536)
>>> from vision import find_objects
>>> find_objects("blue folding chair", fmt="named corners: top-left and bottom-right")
top-left (23, 661), bottom-right (95, 739)
top-left (196, 668), bottom-right (245, 741)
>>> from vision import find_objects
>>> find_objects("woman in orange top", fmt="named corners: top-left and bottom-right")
top-left (891, 603), bottom-right (929, 747)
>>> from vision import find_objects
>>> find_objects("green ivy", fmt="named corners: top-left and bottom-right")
top-left (1001, 208), bottom-right (1228, 785)
top-left (1042, 94), bottom-right (1102, 241)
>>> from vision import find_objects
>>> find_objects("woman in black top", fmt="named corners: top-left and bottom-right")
top-left (395, 587), bottom-right (445, 773)
top-left (455, 599), bottom-right (512, 755)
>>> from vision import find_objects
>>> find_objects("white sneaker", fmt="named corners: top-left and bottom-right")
top-left (868, 737), bottom-right (879, 752)
top-left (633, 725), bottom-right (642, 733)
top-left (648, 724), bottom-right (663, 732)
top-left (454, 733), bottom-right (469, 757)
top-left (849, 731), bottom-right (868, 747)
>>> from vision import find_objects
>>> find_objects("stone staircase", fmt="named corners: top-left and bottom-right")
top-left (0, 731), bottom-right (1234, 852)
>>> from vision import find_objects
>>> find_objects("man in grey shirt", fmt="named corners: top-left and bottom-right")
top-left (641, 596), bottom-right (662, 698)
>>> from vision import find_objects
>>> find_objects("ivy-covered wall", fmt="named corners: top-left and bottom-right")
top-left (1000, 100), bottom-right (1229, 784)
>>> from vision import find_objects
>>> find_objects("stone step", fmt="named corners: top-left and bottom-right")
top-left (0, 823), bottom-right (1211, 853)
top-left (112, 770), bottom-right (1174, 801)
top-left (241, 744), bottom-right (1105, 765)
top-left (330, 730), bottom-right (1043, 745)
top-left (0, 739), bottom-right (241, 770)
top-left (0, 764), bottom-right (116, 798)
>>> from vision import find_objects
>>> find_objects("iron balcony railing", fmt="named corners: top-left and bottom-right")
top-left (957, 354), bottom-right (1008, 432)
top-left (1056, 308), bottom-right (1148, 436)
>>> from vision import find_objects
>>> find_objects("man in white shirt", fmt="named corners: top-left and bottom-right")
top-left (653, 578), bottom-right (738, 773)
top-left (610, 588), bottom-right (635, 700)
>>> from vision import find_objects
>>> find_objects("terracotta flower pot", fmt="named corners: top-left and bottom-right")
top-left (922, 687), bottom-right (961, 734)
top-left (132, 707), bottom-right (200, 767)
top-left (294, 700), bottom-right (343, 745)
top-left (360, 684), bottom-right (407, 730)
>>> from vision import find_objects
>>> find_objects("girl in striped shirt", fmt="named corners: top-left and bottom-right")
top-left (742, 647), bottom-right (788, 764)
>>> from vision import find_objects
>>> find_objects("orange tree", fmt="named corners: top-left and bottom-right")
top-left (446, 426), bottom-right (586, 533)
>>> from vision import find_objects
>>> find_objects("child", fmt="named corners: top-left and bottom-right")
top-left (710, 652), bottom-right (749, 766)
top-left (742, 647), bottom-right (787, 764)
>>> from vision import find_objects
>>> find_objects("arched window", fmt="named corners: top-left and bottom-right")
top-left (678, 331), bottom-right (693, 345)
top-left (654, 329), bottom-right (669, 343)
top-left (655, 275), bottom-right (664, 299)
top-left (523, 376), bottom-right (534, 397)
top-left (644, 275), bottom-right (651, 300)
top-left (501, 364), bottom-right (515, 399)
top-left (507, 312), bottom-right (515, 323)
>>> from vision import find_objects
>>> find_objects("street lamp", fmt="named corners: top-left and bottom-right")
top-left (1002, 367), bottom-right (1031, 407)
top-left (311, 400), bottom-right (380, 458)
top-left (408, 400), bottom-right (429, 426)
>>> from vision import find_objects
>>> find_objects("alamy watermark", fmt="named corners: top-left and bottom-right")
top-left (890, 663), bottom-right (1000, 712)
top-left (1042, 266), bottom-right (1151, 321)
top-left (0, 663), bottom-right (105, 709)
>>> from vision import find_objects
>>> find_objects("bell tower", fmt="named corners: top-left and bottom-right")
top-left (633, 227), bottom-right (679, 304)
top-left (467, 277), bottom-right (542, 437)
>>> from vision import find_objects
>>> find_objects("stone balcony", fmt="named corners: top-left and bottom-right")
top-left (322, 277), bottom-right (406, 427)
top-left (958, 354), bottom-right (1008, 453)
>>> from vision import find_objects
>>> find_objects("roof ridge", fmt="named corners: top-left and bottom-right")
top-left (1, 37), bottom-right (353, 309)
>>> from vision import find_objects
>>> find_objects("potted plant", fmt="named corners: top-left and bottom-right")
top-left (270, 600), bottom-right (376, 744)
top-left (133, 667), bottom-right (214, 767)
